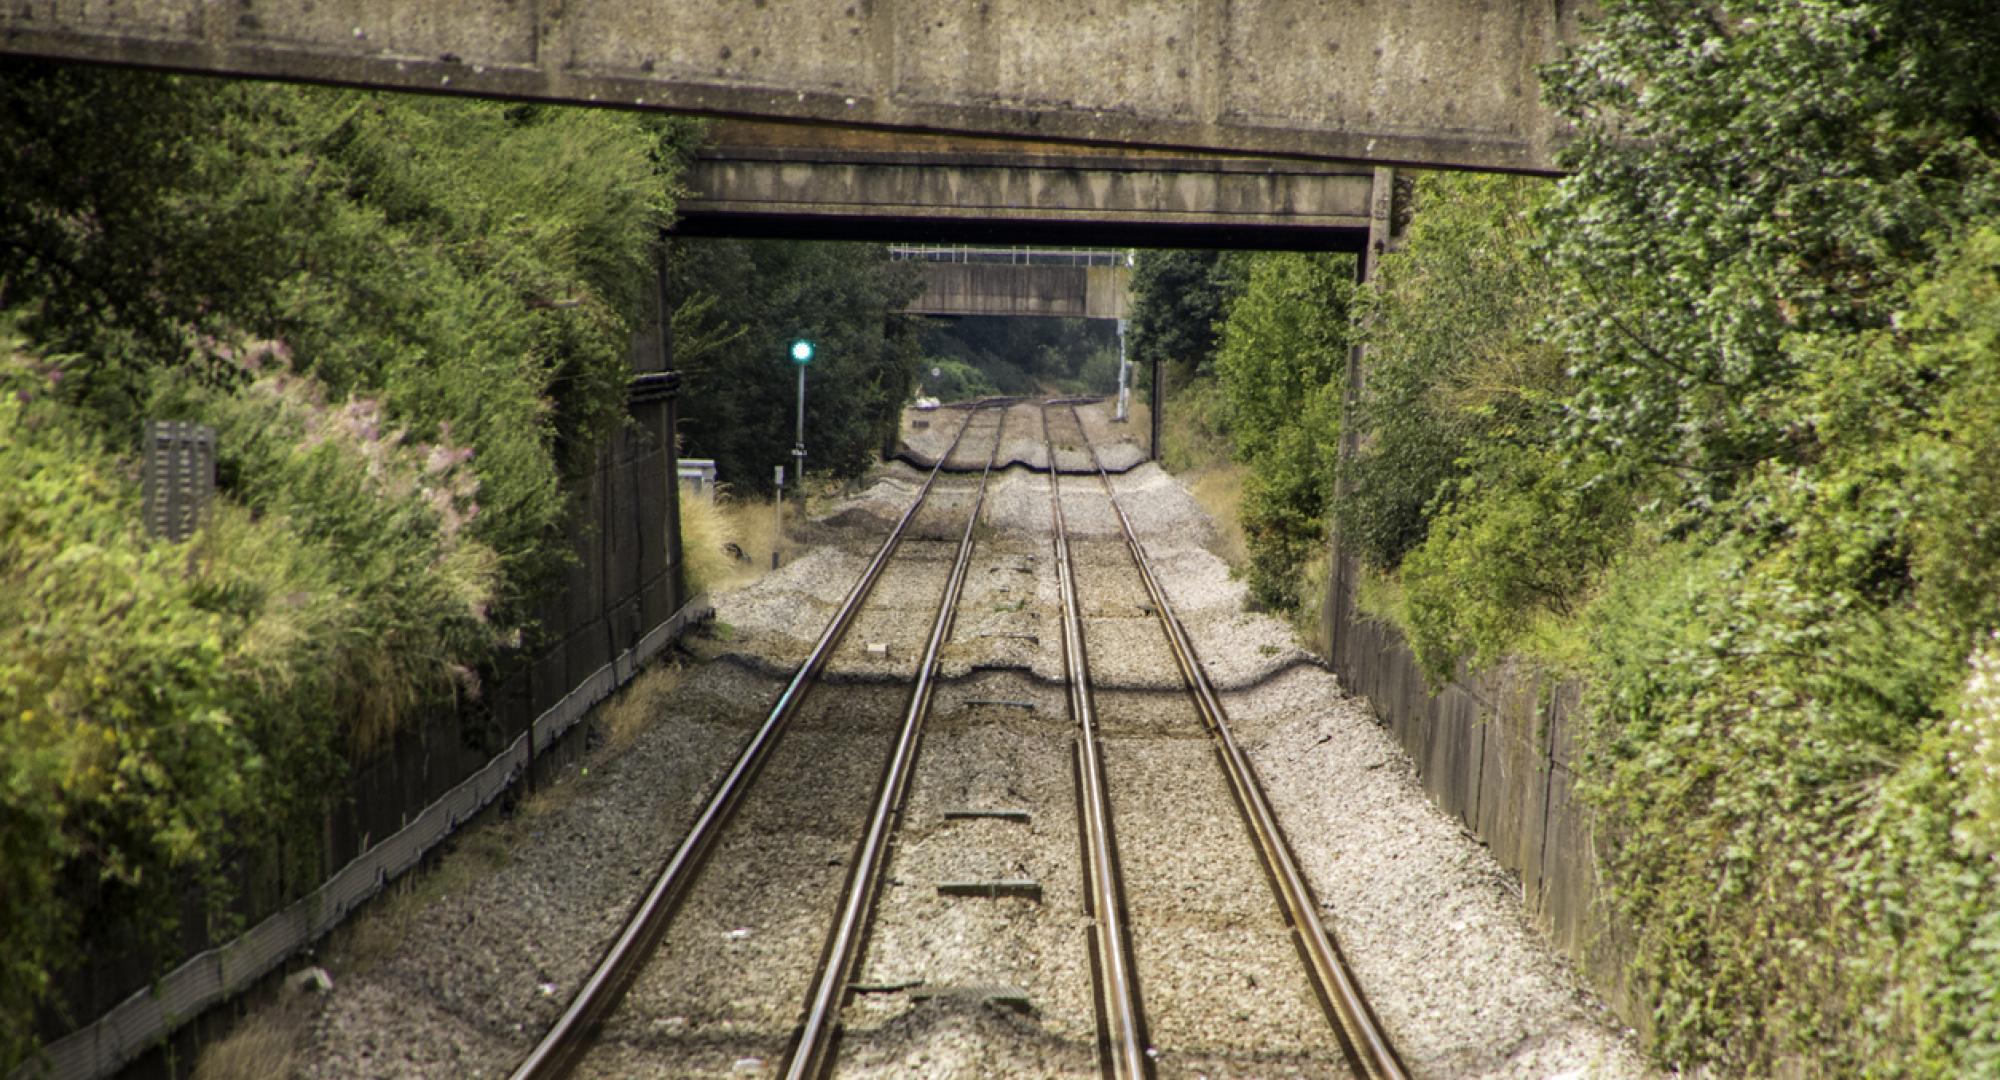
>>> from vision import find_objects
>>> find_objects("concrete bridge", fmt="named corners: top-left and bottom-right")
top-left (678, 121), bottom-right (1385, 251)
top-left (892, 247), bottom-right (1132, 319)
top-left (0, 1), bottom-right (1584, 174)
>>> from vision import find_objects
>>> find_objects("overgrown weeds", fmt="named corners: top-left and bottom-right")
top-left (0, 68), bottom-right (696, 1069)
top-left (680, 488), bottom-right (779, 598)
top-left (192, 1015), bottom-right (301, 1080)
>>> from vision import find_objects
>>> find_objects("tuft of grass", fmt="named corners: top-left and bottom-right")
top-left (1354, 564), bottom-right (1409, 627)
top-left (193, 1015), bottom-right (300, 1080)
top-left (595, 661), bottom-right (686, 751)
top-left (1153, 379), bottom-right (1235, 474)
top-left (1144, 375), bottom-right (1253, 572)
top-left (1183, 462), bottom-right (1250, 571)
top-left (1293, 547), bottom-right (1332, 652)
top-left (680, 488), bottom-right (781, 596)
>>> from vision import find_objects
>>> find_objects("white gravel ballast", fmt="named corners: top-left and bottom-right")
top-left (273, 402), bottom-right (1648, 1079)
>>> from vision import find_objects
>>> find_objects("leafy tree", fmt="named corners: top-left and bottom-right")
top-left (669, 239), bottom-right (924, 492)
top-left (1212, 252), bottom-right (1352, 613)
top-left (918, 315), bottom-right (1115, 396)
top-left (1337, 174), bottom-right (1567, 571)
top-left (1540, 0), bottom-right (2000, 502)
top-left (1127, 250), bottom-right (1248, 380)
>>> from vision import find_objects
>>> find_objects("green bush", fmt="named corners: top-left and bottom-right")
top-left (918, 316), bottom-right (1117, 398)
top-left (1337, 173), bottom-right (1564, 571)
top-left (2, 344), bottom-right (318, 1065)
top-left (1, 327), bottom-right (533, 1075)
top-left (1579, 534), bottom-right (1975, 1071)
top-left (1401, 445), bottom-right (1633, 683)
top-left (1212, 253), bottom-right (1352, 611)
top-left (157, 368), bottom-right (504, 750)
top-left (1127, 250), bottom-right (1249, 381)
top-left (0, 70), bottom-right (691, 1067)
top-left (2, 374), bottom-right (250, 1063)
top-left (1570, 229), bottom-right (2000, 1075)
top-left (922, 357), bottom-right (999, 402)
top-left (1234, 389), bottom-right (1342, 616)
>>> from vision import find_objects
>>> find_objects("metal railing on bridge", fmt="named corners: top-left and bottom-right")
top-left (888, 245), bottom-right (1133, 268)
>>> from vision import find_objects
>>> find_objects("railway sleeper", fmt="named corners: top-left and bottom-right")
top-left (936, 878), bottom-right (1044, 901)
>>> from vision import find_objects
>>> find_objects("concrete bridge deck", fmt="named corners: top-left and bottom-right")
top-left (677, 122), bottom-right (1382, 249)
top-left (1, 1), bottom-right (1583, 174)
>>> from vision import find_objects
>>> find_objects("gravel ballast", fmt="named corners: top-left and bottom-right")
top-left (280, 402), bottom-right (1647, 1079)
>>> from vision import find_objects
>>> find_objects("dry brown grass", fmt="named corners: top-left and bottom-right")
top-left (681, 488), bottom-right (783, 596)
top-left (193, 1014), bottom-right (300, 1080)
top-left (1125, 400), bottom-right (1152, 447)
top-left (1183, 461), bottom-right (1251, 571)
top-left (596, 660), bottom-right (687, 751)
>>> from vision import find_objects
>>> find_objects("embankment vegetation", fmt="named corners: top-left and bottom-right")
top-left (919, 315), bottom-right (1121, 401)
top-left (0, 66), bottom-right (923, 1068)
top-left (1134, 1), bottom-right (2000, 1072)
top-left (668, 238), bottom-right (929, 492)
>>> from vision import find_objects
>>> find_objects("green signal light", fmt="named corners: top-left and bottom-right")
top-left (790, 339), bottom-right (815, 364)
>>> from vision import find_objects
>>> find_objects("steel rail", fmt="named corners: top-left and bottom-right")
top-left (1044, 405), bottom-right (1153, 1080)
top-left (781, 404), bottom-right (1011, 1079)
top-left (509, 407), bottom-right (990, 1080)
top-left (1065, 404), bottom-right (1409, 1080)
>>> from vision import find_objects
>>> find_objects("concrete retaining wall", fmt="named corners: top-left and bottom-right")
top-left (1321, 554), bottom-right (1647, 1038)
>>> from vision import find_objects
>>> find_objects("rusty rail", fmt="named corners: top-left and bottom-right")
top-left (1064, 403), bottom-right (1409, 1080)
top-left (1043, 405), bottom-right (1153, 1080)
top-left (782, 405), bottom-right (1010, 1078)
top-left (509, 407), bottom-right (990, 1080)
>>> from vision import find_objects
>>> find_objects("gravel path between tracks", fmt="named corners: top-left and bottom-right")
top-left (291, 661), bottom-right (778, 1080)
top-left (276, 402), bottom-right (1647, 1079)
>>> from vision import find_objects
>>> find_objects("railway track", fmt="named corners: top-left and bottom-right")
top-left (511, 404), bottom-right (1008, 1080)
top-left (508, 398), bottom-right (1403, 1079)
top-left (1042, 402), bottom-right (1406, 1080)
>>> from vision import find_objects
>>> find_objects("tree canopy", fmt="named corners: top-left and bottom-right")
top-left (668, 238), bottom-right (925, 492)
top-left (1174, 2), bottom-right (2000, 1071)
top-left (1126, 250), bottom-right (1247, 380)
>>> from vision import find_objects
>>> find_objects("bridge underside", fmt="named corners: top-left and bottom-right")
top-left (671, 211), bottom-right (1368, 252)
top-left (0, 1), bottom-right (1581, 174)
top-left (676, 123), bottom-right (1378, 251)
top-left (903, 263), bottom-right (1131, 320)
